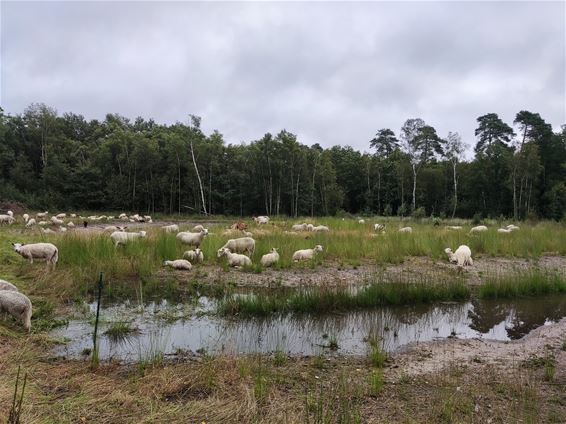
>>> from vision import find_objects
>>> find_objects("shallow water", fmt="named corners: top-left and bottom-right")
top-left (51, 295), bottom-right (566, 361)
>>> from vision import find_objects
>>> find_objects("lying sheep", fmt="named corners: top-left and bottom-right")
top-left (25, 218), bottom-right (36, 227)
top-left (183, 248), bottom-right (204, 263)
top-left (41, 228), bottom-right (56, 234)
top-left (444, 245), bottom-right (473, 267)
top-left (162, 224), bottom-right (179, 233)
top-left (497, 228), bottom-right (512, 234)
top-left (261, 248), bottom-right (280, 267)
top-left (0, 214), bottom-right (15, 225)
top-left (110, 231), bottom-right (147, 247)
top-left (55, 213), bottom-right (66, 219)
top-left (254, 216), bottom-right (270, 225)
top-left (176, 229), bottom-right (209, 248)
top-left (12, 242), bottom-right (58, 268)
top-left (306, 223), bottom-right (314, 231)
top-left (218, 247), bottom-right (252, 268)
top-left (507, 224), bottom-right (520, 231)
top-left (163, 259), bottom-right (192, 270)
top-left (104, 225), bottom-right (126, 232)
top-left (23, 213), bottom-right (29, 222)
top-left (0, 280), bottom-right (18, 291)
top-left (292, 245), bottom-right (323, 262)
top-left (312, 225), bottom-right (329, 232)
top-left (358, 219), bottom-right (365, 224)
top-left (398, 227), bottom-right (413, 233)
top-left (218, 237), bottom-right (255, 256)
top-left (292, 223), bottom-right (308, 231)
top-left (374, 223), bottom-right (386, 231)
top-left (51, 216), bottom-right (64, 226)
top-left (0, 291), bottom-right (32, 332)
top-left (470, 225), bottom-right (488, 233)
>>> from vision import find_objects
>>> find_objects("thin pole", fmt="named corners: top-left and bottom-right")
top-left (92, 272), bottom-right (104, 354)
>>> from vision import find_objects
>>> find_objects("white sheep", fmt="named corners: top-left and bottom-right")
top-left (218, 237), bottom-right (255, 256)
top-left (183, 248), bottom-right (204, 263)
top-left (67, 221), bottom-right (75, 228)
top-left (38, 221), bottom-right (48, 226)
top-left (292, 223), bottom-right (307, 231)
top-left (164, 259), bottom-right (193, 270)
top-left (25, 218), bottom-right (36, 227)
top-left (374, 223), bottom-right (386, 232)
top-left (0, 214), bottom-right (15, 225)
top-left (398, 227), bottom-right (413, 233)
top-left (292, 245), bottom-right (323, 262)
top-left (36, 211), bottom-right (49, 218)
top-left (55, 213), bottom-right (66, 219)
top-left (507, 224), bottom-right (520, 231)
top-left (261, 248), bottom-right (280, 267)
top-left (254, 216), bottom-right (270, 225)
top-left (444, 245), bottom-right (473, 267)
top-left (104, 225), bottom-right (126, 232)
top-left (0, 291), bottom-right (32, 332)
top-left (41, 228), bottom-right (56, 234)
top-left (470, 225), bottom-right (488, 233)
top-left (12, 242), bottom-right (58, 268)
top-left (446, 226), bottom-right (463, 230)
top-left (306, 223), bottom-right (314, 231)
top-left (51, 216), bottom-right (64, 226)
top-left (218, 248), bottom-right (252, 268)
top-left (110, 231), bottom-right (147, 247)
top-left (162, 224), bottom-right (179, 233)
top-left (23, 213), bottom-right (29, 222)
top-left (312, 225), bottom-right (329, 232)
top-left (0, 280), bottom-right (18, 291)
top-left (358, 219), bottom-right (365, 224)
top-left (7, 210), bottom-right (13, 217)
top-left (192, 224), bottom-right (206, 232)
top-left (497, 228), bottom-right (512, 234)
top-left (144, 215), bottom-right (152, 221)
top-left (119, 213), bottom-right (127, 219)
top-left (59, 227), bottom-right (67, 233)
top-left (176, 229), bottom-right (209, 248)
top-left (70, 213), bottom-right (76, 218)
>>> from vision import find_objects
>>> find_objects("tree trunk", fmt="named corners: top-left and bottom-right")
top-left (452, 160), bottom-right (458, 219)
top-left (412, 163), bottom-right (417, 211)
top-left (190, 140), bottom-right (207, 215)
top-left (176, 151), bottom-right (181, 216)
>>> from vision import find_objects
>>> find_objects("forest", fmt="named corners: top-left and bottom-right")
top-left (0, 104), bottom-right (564, 220)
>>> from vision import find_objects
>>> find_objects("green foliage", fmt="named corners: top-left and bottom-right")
top-left (479, 273), bottom-right (566, 299)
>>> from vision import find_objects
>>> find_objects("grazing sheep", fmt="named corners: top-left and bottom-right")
top-left (104, 225), bottom-right (126, 232)
top-left (497, 228), bottom-right (512, 234)
top-left (0, 214), bottom-right (15, 225)
top-left (67, 221), bottom-right (75, 228)
top-left (218, 237), bottom-right (255, 256)
top-left (36, 211), bottom-right (49, 218)
top-left (0, 280), bottom-right (18, 291)
top-left (192, 224), bottom-right (206, 232)
top-left (183, 248), bottom-right (204, 263)
top-left (218, 248), bottom-right (252, 268)
top-left (292, 245), bottom-right (323, 262)
top-left (25, 218), bottom-right (36, 227)
top-left (55, 213), bottom-right (66, 219)
top-left (162, 224), bottom-right (179, 233)
top-left (398, 227), bottom-right (413, 233)
top-left (12, 242), bottom-right (58, 268)
top-left (470, 225), bottom-right (488, 233)
top-left (41, 228), bottom-right (56, 234)
top-left (507, 224), bottom-right (520, 231)
top-left (176, 229), bottom-right (209, 248)
top-left (261, 248), bottom-right (280, 267)
top-left (446, 226), bottom-right (463, 230)
top-left (163, 259), bottom-right (193, 270)
top-left (23, 213), bottom-right (29, 222)
top-left (51, 216), bottom-right (64, 226)
top-left (254, 216), bottom-right (270, 225)
top-left (292, 223), bottom-right (308, 231)
top-left (0, 291), bottom-right (32, 332)
top-left (374, 223), bottom-right (386, 232)
top-left (110, 231), bottom-right (147, 247)
top-left (444, 245), bottom-right (473, 267)
top-left (358, 219), bottom-right (365, 224)
top-left (312, 225), bottom-right (329, 232)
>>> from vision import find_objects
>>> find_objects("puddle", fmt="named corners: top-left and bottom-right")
top-left (51, 295), bottom-right (566, 361)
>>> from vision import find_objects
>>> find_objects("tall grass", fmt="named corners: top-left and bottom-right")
top-left (479, 272), bottom-right (566, 299)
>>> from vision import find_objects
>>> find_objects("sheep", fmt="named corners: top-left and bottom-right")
top-left (144, 215), bottom-right (152, 221)
top-left (217, 247), bottom-right (252, 268)
top-left (358, 219), bottom-right (365, 224)
top-left (50, 216), bottom-right (64, 226)
top-left (163, 259), bottom-right (193, 270)
top-left (0, 214), bottom-right (15, 225)
top-left (446, 226), bottom-right (463, 230)
top-left (176, 229), bottom-right (209, 248)
top-left (41, 228), bottom-right (56, 234)
top-left (243, 231), bottom-right (253, 237)
top-left (192, 224), bottom-right (206, 232)
top-left (12, 242), bottom-right (58, 268)
top-left (470, 225), bottom-right (488, 233)
top-left (398, 227), bottom-right (413, 233)
top-left (23, 213), bottom-right (29, 222)
top-left (374, 224), bottom-right (386, 232)
top-left (119, 213), bottom-right (127, 219)
top-left (261, 248), bottom-right (280, 267)
top-left (55, 213), bottom-right (66, 219)
top-left (312, 225), bottom-right (329, 232)
top-left (67, 221), bottom-right (75, 228)
top-left (183, 248), bottom-right (204, 263)
top-left (254, 216), bottom-right (270, 225)
top-left (444, 245), bottom-right (473, 267)
top-left (110, 230), bottom-right (147, 247)
top-left (497, 228), bottom-right (512, 234)
top-left (70, 213), bottom-right (76, 218)
top-left (104, 225), bottom-right (126, 233)
top-left (120, 215), bottom-right (130, 222)
top-left (292, 245), bottom-right (323, 262)
top-left (36, 211), bottom-right (49, 218)
top-left (306, 223), bottom-right (314, 232)
top-left (218, 237), bottom-right (255, 257)
top-left (507, 224), bottom-right (520, 231)
top-left (0, 291), bottom-right (32, 332)
top-left (292, 223), bottom-right (308, 231)
top-left (38, 221), bottom-right (48, 226)
top-left (7, 210), bottom-right (13, 217)
top-left (59, 227), bottom-right (67, 232)
top-left (162, 224), bottom-right (179, 233)
top-left (25, 218), bottom-right (36, 227)
top-left (0, 280), bottom-right (18, 291)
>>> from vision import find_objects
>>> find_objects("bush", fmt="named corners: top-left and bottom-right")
top-left (472, 212), bottom-right (483, 225)
top-left (411, 206), bottom-right (426, 219)
top-left (383, 204), bottom-right (392, 217)
top-left (397, 203), bottom-right (408, 217)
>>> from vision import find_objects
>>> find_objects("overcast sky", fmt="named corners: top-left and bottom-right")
top-left (1, 1), bottom-right (564, 153)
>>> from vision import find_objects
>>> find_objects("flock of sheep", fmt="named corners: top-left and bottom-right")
top-left (0, 210), bottom-right (521, 332)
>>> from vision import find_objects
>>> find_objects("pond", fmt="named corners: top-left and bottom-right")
top-left (51, 294), bottom-right (566, 361)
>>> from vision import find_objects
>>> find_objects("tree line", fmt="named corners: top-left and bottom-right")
top-left (0, 104), bottom-right (564, 220)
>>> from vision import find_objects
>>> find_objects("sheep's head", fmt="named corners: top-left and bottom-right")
top-left (271, 247), bottom-right (278, 253)
top-left (12, 243), bottom-right (24, 253)
top-left (202, 229), bottom-right (209, 236)
top-left (217, 247), bottom-right (229, 258)
top-left (444, 247), bottom-right (453, 255)
top-left (195, 248), bottom-right (201, 255)
top-left (314, 245), bottom-right (323, 253)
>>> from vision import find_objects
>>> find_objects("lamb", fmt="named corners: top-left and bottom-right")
top-left (217, 247), bottom-right (252, 268)
top-left (192, 224), bottom-right (206, 232)
top-left (0, 280), bottom-right (18, 291)
top-left (254, 216), bottom-right (270, 225)
top-left (12, 242), bottom-right (58, 268)
top-left (0, 291), bottom-right (32, 332)
top-left (36, 211), bottom-right (49, 218)
top-left (261, 248), bottom-right (280, 267)
top-left (110, 230), bottom-right (147, 247)
top-left (51, 216), bottom-right (64, 226)
top-left (23, 214), bottom-right (29, 222)
top-left (163, 259), bottom-right (193, 270)
top-left (292, 223), bottom-right (308, 231)
top-left (183, 248), bottom-right (204, 263)
top-left (398, 227), bottom-right (413, 233)
top-left (25, 218), bottom-right (36, 227)
top-left (218, 237), bottom-right (255, 256)
top-left (497, 228), bottom-right (512, 234)
top-left (470, 225), bottom-right (488, 233)
top-left (374, 224), bottom-right (386, 232)
top-left (312, 225), bottom-right (329, 232)
top-left (162, 224), bottom-right (179, 233)
top-left (292, 245), bottom-right (323, 262)
top-left (444, 245), bottom-right (473, 267)
top-left (0, 214), bottom-right (15, 225)
top-left (176, 229), bottom-right (209, 248)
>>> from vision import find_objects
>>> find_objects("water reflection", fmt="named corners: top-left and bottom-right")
top-left (51, 295), bottom-right (566, 361)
